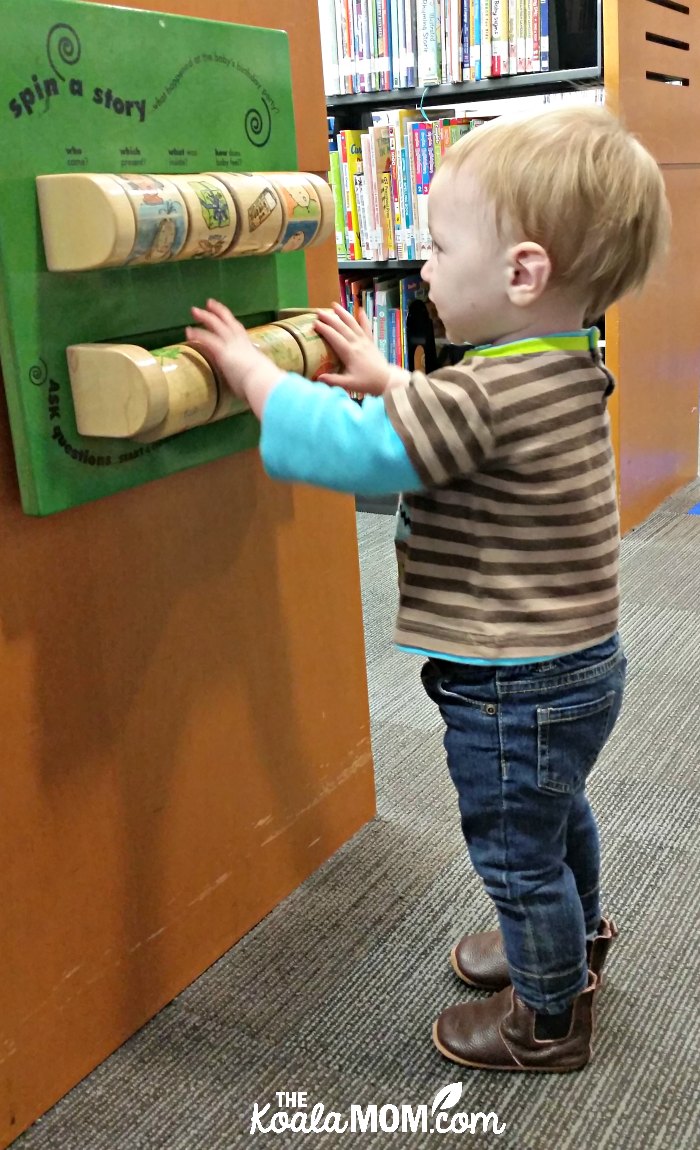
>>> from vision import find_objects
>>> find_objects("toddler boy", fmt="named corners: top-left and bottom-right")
top-left (187, 107), bottom-right (670, 1072)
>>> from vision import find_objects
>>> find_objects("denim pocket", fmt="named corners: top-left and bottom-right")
top-left (421, 663), bottom-right (497, 715)
top-left (537, 692), bottom-right (616, 794)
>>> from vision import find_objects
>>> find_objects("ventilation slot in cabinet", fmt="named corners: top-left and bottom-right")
top-left (646, 31), bottom-right (689, 51)
top-left (646, 0), bottom-right (689, 13)
top-left (646, 71), bottom-right (690, 85)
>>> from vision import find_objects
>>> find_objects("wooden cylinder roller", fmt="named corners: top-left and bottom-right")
top-left (66, 312), bottom-right (336, 442)
top-left (37, 171), bottom-right (334, 271)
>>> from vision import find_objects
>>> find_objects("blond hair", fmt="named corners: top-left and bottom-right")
top-left (442, 106), bottom-right (670, 320)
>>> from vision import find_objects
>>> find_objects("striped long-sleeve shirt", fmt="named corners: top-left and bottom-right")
top-left (384, 331), bottom-right (619, 660)
top-left (260, 329), bottom-right (619, 663)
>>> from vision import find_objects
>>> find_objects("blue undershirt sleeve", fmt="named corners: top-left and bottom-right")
top-left (259, 374), bottom-right (423, 496)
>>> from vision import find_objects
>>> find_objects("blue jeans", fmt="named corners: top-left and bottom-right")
top-left (421, 634), bottom-right (626, 1014)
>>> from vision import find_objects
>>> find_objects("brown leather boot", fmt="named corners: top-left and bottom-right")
top-left (433, 973), bottom-right (597, 1072)
top-left (450, 918), bottom-right (618, 991)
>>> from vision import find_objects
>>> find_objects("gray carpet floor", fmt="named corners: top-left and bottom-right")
top-left (15, 483), bottom-right (700, 1149)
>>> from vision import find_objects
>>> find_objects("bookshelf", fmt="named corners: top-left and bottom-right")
top-left (324, 0), bottom-right (700, 533)
top-left (328, 66), bottom-right (601, 115)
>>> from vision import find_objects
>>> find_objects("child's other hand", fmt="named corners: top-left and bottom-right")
top-left (186, 299), bottom-right (283, 404)
top-left (314, 303), bottom-right (409, 396)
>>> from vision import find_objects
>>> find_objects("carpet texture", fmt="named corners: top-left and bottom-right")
top-left (14, 482), bottom-right (700, 1149)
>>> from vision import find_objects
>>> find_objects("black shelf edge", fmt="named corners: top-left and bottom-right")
top-left (338, 259), bottom-right (424, 271)
top-left (326, 67), bottom-right (602, 111)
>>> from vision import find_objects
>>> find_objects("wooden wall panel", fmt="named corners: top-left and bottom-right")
top-left (604, 0), bottom-right (700, 531)
top-left (605, 0), bottom-right (700, 163)
top-left (614, 167), bottom-right (700, 533)
top-left (0, 1), bottom-right (374, 1146)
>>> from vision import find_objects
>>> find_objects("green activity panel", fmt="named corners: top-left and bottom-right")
top-left (0, 0), bottom-right (327, 515)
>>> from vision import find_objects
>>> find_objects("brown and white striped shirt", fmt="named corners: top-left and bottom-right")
top-left (384, 331), bottom-right (619, 661)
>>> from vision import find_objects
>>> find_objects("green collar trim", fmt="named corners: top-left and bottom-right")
top-left (465, 328), bottom-right (600, 359)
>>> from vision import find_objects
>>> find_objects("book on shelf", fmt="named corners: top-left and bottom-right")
top-left (338, 269), bottom-right (442, 372)
top-left (328, 140), bottom-right (348, 258)
top-left (371, 108), bottom-right (422, 259)
top-left (374, 276), bottom-right (401, 359)
top-left (367, 125), bottom-right (395, 259)
top-left (541, 0), bottom-right (550, 71)
top-left (331, 113), bottom-right (486, 263)
top-left (319, 0), bottom-right (555, 94)
top-left (338, 128), bottom-right (366, 259)
top-left (359, 134), bottom-right (378, 258)
top-left (491, 0), bottom-right (507, 77)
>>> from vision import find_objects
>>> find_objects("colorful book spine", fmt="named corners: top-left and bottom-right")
top-left (328, 142), bottom-right (348, 258)
top-left (374, 278), bottom-right (396, 358)
top-left (405, 126), bottom-right (418, 259)
top-left (318, 0), bottom-right (339, 95)
top-left (417, 0), bottom-right (440, 85)
top-left (338, 0), bottom-right (355, 93)
top-left (450, 0), bottom-right (462, 81)
top-left (399, 273), bottom-right (424, 367)
top-left (372, 126), bottom-right (396, 260)
top-left (387, 124), bottom-right (402, 257)
top-left (461, 0), bottom-right (471, 78)
top-left (375, 0), bottom-right (391, 89)
top-left (389, 0), bottom-right (401, 87)
top-left (525, 0), bottom-right (534, 72)
top-left (540, 0), bottom-right (549, 72)
top-left (508, 0), bottom-right (517, 74)
top-left (411, 122), bottom-right (431, 258)
top-left (367, 0), bottom-right (379, 90)
top-left (517, 0), bottom-right (526, 74)
top-left (491, 0), bottom-right (507, 77)
top-left (360, 131), bottom-right (378, 259)
top-left (404, 0), bottom-right (417, 86)
top-left (388, 306), bottom-right (401, 366)
top-left (480, 0), bottom-right (492, 78)
top-left (338, 129), bottom-right (365, 260)
top-left (354, 165), bottom-right (370, 257)
top-left (439, 0), bottom-right (447, 84)
top-left (532, 0), bottom-right (541, 71)
top-left (401, 139), bottom-right (415, 258)
top-left (471, 0), bottom-right (482, 80)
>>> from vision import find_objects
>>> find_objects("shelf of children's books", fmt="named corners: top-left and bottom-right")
top-left (326, 67), bottom-right (602, 112)
top-left (338, 259), bottom-right (424, 271)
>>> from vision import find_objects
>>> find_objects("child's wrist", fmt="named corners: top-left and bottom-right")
top-left (385, 365), bottom-right (411, 392)
top-left (240, 358), bottom-right (286, 419)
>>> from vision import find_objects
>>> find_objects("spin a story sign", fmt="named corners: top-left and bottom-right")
top-left (8, 22), bottom-right (148, 123)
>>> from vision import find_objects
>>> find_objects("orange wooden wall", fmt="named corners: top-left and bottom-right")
top-left (604, 0), bottom-right (700, 532)
top-left (0, 2), bottom-right (375, 1145)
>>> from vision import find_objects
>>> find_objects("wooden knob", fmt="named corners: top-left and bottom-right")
top-left (37, 174), bottom-right (136, 271)
top-left (67, 343), bottom-right (169, 436)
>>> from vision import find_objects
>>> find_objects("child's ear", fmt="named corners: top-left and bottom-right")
top-left (506, 242), bottom-right (551, 307)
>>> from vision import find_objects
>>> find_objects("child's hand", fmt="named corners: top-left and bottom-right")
top-left (186, 299), bottom-right (284, 416)
top-left (314, 303), bottom-right (409, 396)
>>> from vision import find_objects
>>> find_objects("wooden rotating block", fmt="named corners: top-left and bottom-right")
top-left (263, 172), bottom-right (324, 252)
top-left (208, 172), bottom-right (285, 256)
top-left (169, 174), bottom-right (238, 259)
top-left (111, 174), bottom-right (189, 264)
top-left (273, 312), bottom-right (341, 379)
